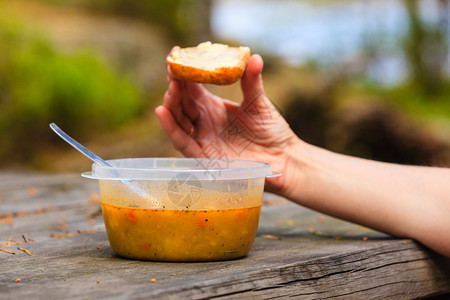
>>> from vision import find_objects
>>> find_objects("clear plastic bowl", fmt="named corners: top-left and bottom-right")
top-left (82, 158), bottom-right (278, 261)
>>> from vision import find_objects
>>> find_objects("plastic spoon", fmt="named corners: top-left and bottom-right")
top-left (49, 123), bottom-right (157, 204)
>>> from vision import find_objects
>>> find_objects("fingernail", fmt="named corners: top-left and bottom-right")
top-left (155, 105), bottom-right (163, 114)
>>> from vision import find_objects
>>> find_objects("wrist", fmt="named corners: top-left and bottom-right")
top-left (265, 136), bottom-right (311, 199)
top-left (280, 137), bottom-right (311, 200)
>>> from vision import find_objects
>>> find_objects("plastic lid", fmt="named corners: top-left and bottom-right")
top-left (81, 158), bottom-right (280, 181)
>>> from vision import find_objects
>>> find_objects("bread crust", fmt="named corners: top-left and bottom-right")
top-left (167, 42), bottom-right (250, 85)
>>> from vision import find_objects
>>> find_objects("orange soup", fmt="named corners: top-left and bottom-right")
top-left (101, 202), bottom-right (261, 261)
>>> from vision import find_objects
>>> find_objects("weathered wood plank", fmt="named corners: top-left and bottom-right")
top-left (157, 241), bottom-right (449, 299)
top-left (0, 172), bottom-right (101, 245)
top-left (0, 172), bottom-right (449, 300)
top-left (1, 233), bottom-right (448, 299)
top-left (0, 172), bottom-right (98, 213)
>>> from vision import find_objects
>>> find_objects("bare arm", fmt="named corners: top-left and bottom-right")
top-left (157, 49), bottom-right (450, 257)
top-left (280, 138), bottom-right (450, 257)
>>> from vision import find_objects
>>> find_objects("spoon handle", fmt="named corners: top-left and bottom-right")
top-left (49, 123), bottom-right (110, 167)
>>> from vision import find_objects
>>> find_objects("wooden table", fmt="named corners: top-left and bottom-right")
top-left (1, 172), bottom-right (449, 299)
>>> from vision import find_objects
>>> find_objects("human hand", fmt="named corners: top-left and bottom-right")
top-left (155, 48), bottom-right (297, 193)
top-left (158, 47), bottom-right (450, 257)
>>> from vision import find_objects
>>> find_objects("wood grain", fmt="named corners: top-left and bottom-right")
top-left (1, 172), bottom-right (449, 299)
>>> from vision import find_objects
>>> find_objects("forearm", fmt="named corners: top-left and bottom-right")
top-left (279, 138), bottom-right (450, 256)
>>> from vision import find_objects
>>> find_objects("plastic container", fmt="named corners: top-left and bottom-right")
top-left (82, 158), bottom-right (278, 262)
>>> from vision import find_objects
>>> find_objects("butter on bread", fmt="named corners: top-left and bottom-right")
top-left (167, 42), bottom-right (251, 85)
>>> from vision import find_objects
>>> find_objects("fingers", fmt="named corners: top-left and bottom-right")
top-left (240, 54), bottom-right (280, 125)
top-left (155, 106), bottom-right (202, 157)
top-left (241, 54), bottom-right (265, 106)
top-left (165, 46), bottom-right (206, 124)
top-left (164, 78), bottom-right (202, 128)
top-left (180, 81), bottom-right (203, 122)
top-left (161, 46), bottom-right (208, 157)
top-left (163, 80), bottom-right (193, 133)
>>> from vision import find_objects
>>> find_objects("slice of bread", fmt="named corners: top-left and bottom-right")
top-left (167, 42), bottom-right (251, 85)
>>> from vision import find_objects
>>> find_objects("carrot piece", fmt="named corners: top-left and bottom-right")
top-left (196, 218), bottom-right (208, 228)
top-left (140, 244), bottom-right (150, 251)
top-left (127, 210), bottom-right (137, 224)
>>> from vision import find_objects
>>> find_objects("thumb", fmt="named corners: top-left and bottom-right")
top-left (241, 54), bottom-right (265, 105)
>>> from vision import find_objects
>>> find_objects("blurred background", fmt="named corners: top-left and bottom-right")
top-left (1, 0), bottom-right (449, 173)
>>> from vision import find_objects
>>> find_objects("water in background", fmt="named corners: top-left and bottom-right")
top-left (211, 0), bottom-right (450, 85)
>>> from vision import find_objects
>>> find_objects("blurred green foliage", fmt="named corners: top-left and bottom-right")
top-left (383, 84), bottom-right (450, 120)
top-left (0, 14), bottom-right (143, 164)
top-left (402, 0), bottom-right (449, 96)
top-left (41, 0), bottom-right (211, 43)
